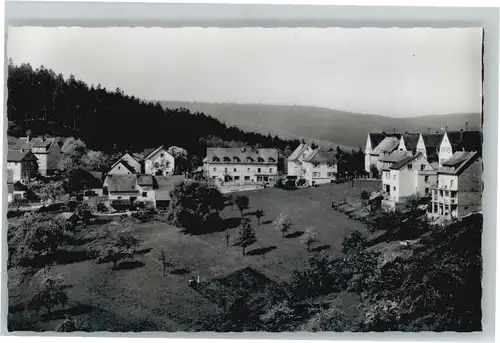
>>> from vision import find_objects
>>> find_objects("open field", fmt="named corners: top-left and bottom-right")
top-left (8, 180), bottom-right (379, 331)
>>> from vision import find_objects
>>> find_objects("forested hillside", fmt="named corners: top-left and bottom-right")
top-left (6, 61), bottom-right (300, 159)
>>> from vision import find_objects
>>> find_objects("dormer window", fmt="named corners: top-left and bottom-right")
top-left (246, 157), bottom-right (254, 162)
top-left (268, 157), bottom-right (276, 163)
top-left (212, 156), bottom-right (220, 162)
top-left (223, 157), bottom-right (231, 162)
top-left (233, 157), bottom-right (241, 162)
top-left (257, 157), bottom-right (264, 163)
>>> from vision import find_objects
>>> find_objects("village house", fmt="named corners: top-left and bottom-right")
top-left (438, 129), bottom-right (482, 167)
top-left (397, 133), bottom-right (420, 155)
top-left (7, 150), bottom-right (39, 184)
top-left (13, 136), bottom-right (62, 176)
top-left (204, 147), bottom-right (279, 184)
top-left (369, 136), bottom-right (401, 177)
top-left (287, 143), bottom-right (337, 186)
top-left (143, 146), bottom-right (175, 176)
top-left (106, 174), bottom-right (185, 210)
top-left (416, 132), bottom-right (443, 166)
top-left (428, 151), bottom-right (482, 220)
top-left (381, 152), bottom-right (436, 210)
top-left (364, 132), bottom-right (402, 175)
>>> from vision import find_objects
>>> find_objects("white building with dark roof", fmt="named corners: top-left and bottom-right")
top-left (381, 152), bottom-right (436, 210)
top-left (287, 143), bottom-right (337, 186)
top-left (428, 151), bottom-right (482, 220)
top-left (204, 147), bottom-right (279, 184)
top-left (12, 136), bottom-right (62, 176)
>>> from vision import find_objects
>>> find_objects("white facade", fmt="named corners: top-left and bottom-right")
top-left (144, 148), bottom-right (175, 176)
top-left (364, 134), bottom-right (374, 173)
top-left (382, 154), bottom-right (436, 206)
top-left (206, 163), bottom-right (277, 183)
top-left (302, 161), bottom-right (337, 185)
top-left (288, 145), bottom-right (315, 177)
top-left (438, 133), bottom-right (453, 166)
top-left (415, 134), bottom-right (428, 158)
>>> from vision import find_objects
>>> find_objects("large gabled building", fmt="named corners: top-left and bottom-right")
top-left (287, 143), bottom-right (337, 186)
top-left (204, 147), bottom-right (279, 184)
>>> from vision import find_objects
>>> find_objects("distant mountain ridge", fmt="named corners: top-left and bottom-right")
top-left (159, 101), bottom-right (481, 150)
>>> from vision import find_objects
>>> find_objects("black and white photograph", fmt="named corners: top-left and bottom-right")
top-left (5, 24), bottom-right (483, 332)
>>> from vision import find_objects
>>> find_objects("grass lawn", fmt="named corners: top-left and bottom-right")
top-left (8, 180), bottom-right (379, 331)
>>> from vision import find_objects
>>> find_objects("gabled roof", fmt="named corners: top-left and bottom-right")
top-left (421, 133), bottom-right (444, 149)
top-left (7, 150), bottom-right (36, 162)
top-left (368, 133), bottom-right (402, 150)
top-left (13, 137), bottom-right (31, 150)
top-left (107, 175), bottom-right (138, 193)
top-left (206, 147), bottom-right (278, 164)
top-left (378, 150), bottom-right (413, 163)
top-left (144, 146), bottom-right (169, 160)
top-left (439, 151), bottom-right (480, 176)
top-left (372, 137), bottom-right (400, 155)
top-left (390, 152), bottom-right (423, 170)
top-left (109, 155), bottom-right (140, 174)
top-left (287, 143), bottom-right (308, 161)
top-left (30, 137), bottom-right (56, 149)
top-left (400, 134), bottom-right (420, 151)
top-left (302, 148), bottom-right (337, 164)
top-left (138, 175), bottom-right (154, 187)
top-left (446, 131), bottom-right (482, 153)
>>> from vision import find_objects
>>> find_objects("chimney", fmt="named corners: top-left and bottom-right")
top-left (465, 121), bottom-right (469, 132)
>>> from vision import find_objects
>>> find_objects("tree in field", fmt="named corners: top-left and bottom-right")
top-left (342, 231), bottom-right (368, 254)
top-left (30, 180), bottom-right (65, 204)
top-left (255, 209), bottom-right (265, 226)
top-left (300, 227), bottom-right (318, 252)
top-left (235, 195), bottom-right (250, 217)
top-left (81, 150), bottom-right (110, 172)
top-left (58, 137), bottom-right (87, 172)
top-left (235, 221), bottom-right (257, 256)
top-left (9, 213), bottom-right (72, 265)
top-left (29, 274), bottom-right (68, 315)
top-left (158, 249), bottom-right (173, 276)
top-left (92, 226), bottom-right (141, 269)
top-left (273, 213), bottom-right (293, 238)
top-left (167, 145), bottom-right (189, 174)
top-left (166, 180), bottom-right (225, 234)
top-left (226, 195), bottom-right (235, 212)
top-left (224, 230), bottom-right (231, 247)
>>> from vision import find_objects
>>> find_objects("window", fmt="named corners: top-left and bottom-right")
top-left (257, 168), bottom-right (261, 173)
top-left (393, 174), bottom-right (396, 180)
top-left (234, 157), bottom-right (240, 162)
top-left (393, 186), bottom-right (396, 191)
top-left (450, 179), bottom-right (455, 188)
top-left (244, 176), bottom-right (250, 181)
top-left (313, 163), bottom-right (319, 168)
top-left (233, 168), bottom-right (237, 172)
top-left (327, 163), bottom-right (334, 168)
top-left (386, 173), bottom-right (390, 179)
top-left (247, 157), bottom-right (254, 162)
top-left (425, 176), bottom-right (429, 183)
top-left (268, 157), bottom-right (275, 162)
top-left (118, 196), bottom-right (122, 200)
top-left (313, 172), bottom-right (320, 177)
top-left (118, 166), bottom-right (121, 170)
top-left (212, 176), bottom-right (217, 180)
top-left (327, 172), bottom-right (334, 177)
top-left (247, 168), bottom-right (250, 172)
top-left (224, 167), bottom-right (228, 173)
top-left (223, 157), bottom-right (231, 162)
top-left (425, 188), bottom-right (429, 195)
top-left (160, 153), bottom-right (164, 157)
top-left (407, 164), bottom-right (413, 170)
top-left (420, 164), bottom-right (425, 170)
top-left (212, 156), bottom-right (220, 162)
top-left (213, 167), bottom-right (216, 172)
top-left (142, 192), bottom-right (147, 197)
top-left (234, 176), bottom-right (240, 180)
top-left (269, 168), bottom-right (273, 173)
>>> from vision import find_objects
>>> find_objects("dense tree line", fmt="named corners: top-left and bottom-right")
top-left (7, 61), bottom-right (300, 158)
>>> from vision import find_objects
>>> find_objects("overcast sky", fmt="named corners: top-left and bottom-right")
top-left (7, 27), bottom-right (482, 117)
